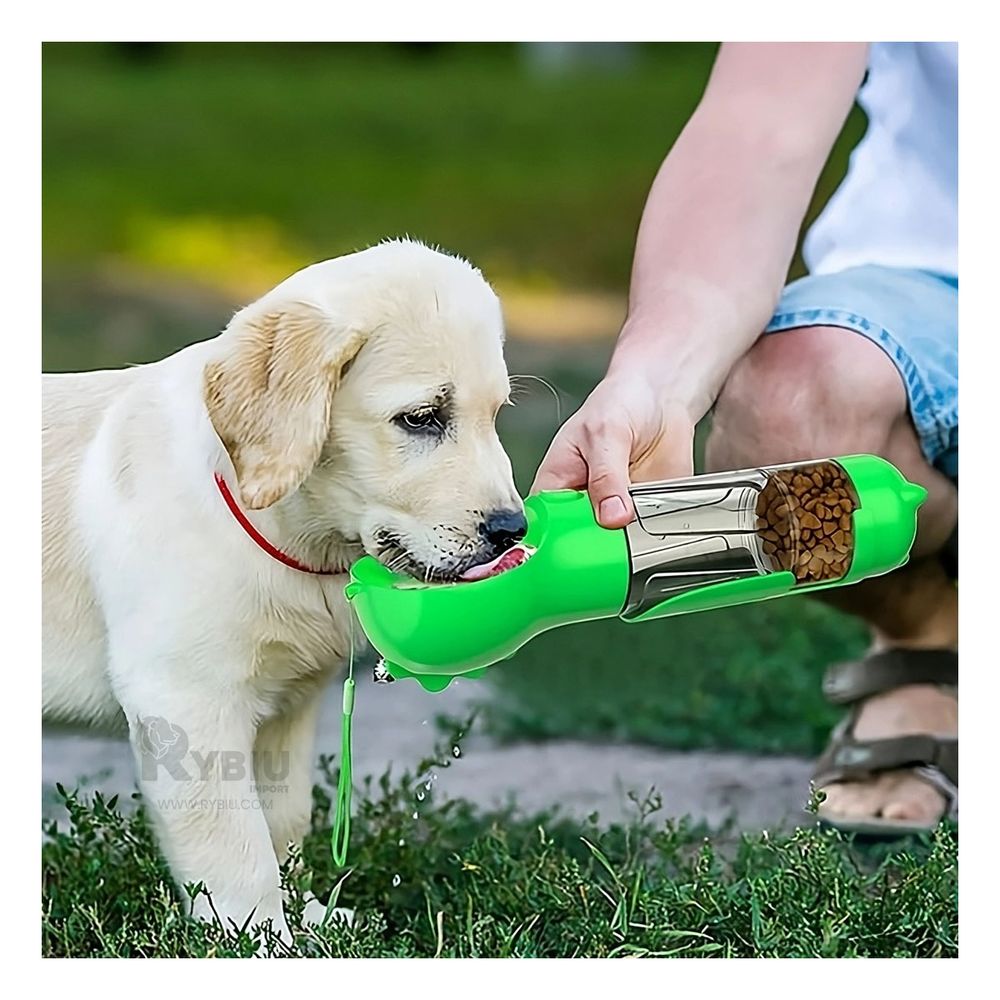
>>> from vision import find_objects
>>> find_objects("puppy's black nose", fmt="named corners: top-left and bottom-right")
top-left (481, 508), bottom-right (528, 557)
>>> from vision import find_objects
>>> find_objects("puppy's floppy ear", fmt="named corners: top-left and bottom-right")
top-left (204, 300), bottom-right (365, 510)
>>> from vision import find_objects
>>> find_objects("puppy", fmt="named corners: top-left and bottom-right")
top-left (42, 239), bottom-right (524, 940)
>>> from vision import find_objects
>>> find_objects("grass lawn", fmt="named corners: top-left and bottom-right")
top-left (42, 725), bottom-right (957, 959)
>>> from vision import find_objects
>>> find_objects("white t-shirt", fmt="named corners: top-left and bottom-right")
top-left (803, 42), bottom-right (958, 278)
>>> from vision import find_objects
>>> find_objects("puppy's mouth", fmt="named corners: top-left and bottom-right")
top-left (457, 544), bottom-right (533, 581)
top-left (373, 530), bottom-right (533, 584)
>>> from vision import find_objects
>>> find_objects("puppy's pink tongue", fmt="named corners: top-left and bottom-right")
top-left (459, 544), bottom-right (531, 582)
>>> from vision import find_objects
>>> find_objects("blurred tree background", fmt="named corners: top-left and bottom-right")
top-left (43, 42), bottom-right (870, 754)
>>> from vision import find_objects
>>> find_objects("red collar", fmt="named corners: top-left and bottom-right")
top-left (214, 473), bottom-right (333, 575)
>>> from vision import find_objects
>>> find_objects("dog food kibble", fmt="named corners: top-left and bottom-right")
top-left (754, 461), bottom-right (858, 584)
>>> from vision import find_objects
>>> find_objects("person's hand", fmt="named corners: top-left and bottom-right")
top-left (530, 368), bottom-right (696, 528)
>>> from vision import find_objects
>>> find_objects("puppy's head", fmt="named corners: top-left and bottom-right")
top-left (204, 240), bottom-right (523, 580)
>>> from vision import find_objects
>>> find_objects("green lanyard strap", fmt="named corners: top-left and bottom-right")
top-left (330, 641), bottom-right (356, 867)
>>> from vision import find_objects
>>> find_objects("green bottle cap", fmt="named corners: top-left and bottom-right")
top-left (835, 454), bottom-right (927, 584)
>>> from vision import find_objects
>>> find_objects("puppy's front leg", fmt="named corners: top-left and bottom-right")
top-left (121, 689), bottom-right (290, 941)
top-left (254, 694), bottom-right (323, 863)
top-left (255, 694), bottom-right (352, 928)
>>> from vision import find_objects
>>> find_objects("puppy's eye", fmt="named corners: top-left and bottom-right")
top-left (394, 407), bottom-right (444, 434)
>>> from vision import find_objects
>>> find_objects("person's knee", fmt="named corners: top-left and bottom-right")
top-left (706, 326), bottom-right (907, 470)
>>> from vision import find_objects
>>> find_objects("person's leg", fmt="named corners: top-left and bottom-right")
top-left (706, 325), bottom-right (957, 824)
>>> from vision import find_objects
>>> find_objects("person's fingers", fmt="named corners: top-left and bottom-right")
top-left (582, 421), bottom-right (635, 528)
top-left (530, 433), bottom-right (589, 494)
top-left (532, 418), bottom-right (635, 528)
top-left (531, 387), bottom-right (696, 529)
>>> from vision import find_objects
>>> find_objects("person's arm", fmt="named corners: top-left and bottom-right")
top-left (533, 42), bottom-right (869, 527)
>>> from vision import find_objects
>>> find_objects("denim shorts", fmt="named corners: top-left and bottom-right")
top-left (764, 265), bottom-right (958, 482)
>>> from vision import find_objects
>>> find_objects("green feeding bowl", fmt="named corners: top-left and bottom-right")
top-left (346, 455), bottom-right (926, 691)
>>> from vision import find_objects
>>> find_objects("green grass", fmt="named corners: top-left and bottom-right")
top-left (43, 725), bottom-right (957, 959)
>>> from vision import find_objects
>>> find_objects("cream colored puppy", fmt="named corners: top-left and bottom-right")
top-left (42, 239), bottom-right (524, 941)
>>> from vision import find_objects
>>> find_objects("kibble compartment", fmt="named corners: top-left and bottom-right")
top-left (754, 460), bottom-right (859, 585)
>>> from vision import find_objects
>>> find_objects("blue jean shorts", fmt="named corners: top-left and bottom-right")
top-left (764, 265), bottom-right (958, 482)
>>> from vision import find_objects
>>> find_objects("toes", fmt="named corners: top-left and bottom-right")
top-left (881, 800), bottom-right (927, 822)
top-left (818, 772), bottom-right (947, 824)
top-left (818, 780), bottom-right (884, 820)
top-left (879, 774), bottom-right (946, 822)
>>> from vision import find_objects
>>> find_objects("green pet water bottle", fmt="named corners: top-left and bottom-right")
top-left (346, 455), bottom-right (926, 691)
top-left (331, 454), bottom-right (925, 865)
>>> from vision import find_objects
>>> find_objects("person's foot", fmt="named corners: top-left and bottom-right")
top-left (817, 682), bottom-right (957, 825)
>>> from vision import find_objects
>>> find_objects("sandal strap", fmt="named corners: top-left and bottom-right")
top-left (822, 649), bottom-right (958, 705)
top-left (814, 732), bottom-right (958, 786)
top-left (913, 765), bottom-right (959, 817)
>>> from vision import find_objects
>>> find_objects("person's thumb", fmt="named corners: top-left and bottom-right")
top-left (583, 425), bottom-right (635, 529)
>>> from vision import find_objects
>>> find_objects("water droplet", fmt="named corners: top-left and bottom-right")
top-left (392, 874), bottom-right (401, 887)
top-left (412, 811), bottom-right (418, 820)
top-left (398, 838), bottom-right (405, 847)
top-left (430, 773), bottom-right (438, 782)
top-left (416, 790), bottom-right (425, 801)
top-left (421, 719), bottom-right (428, 726)
top-left (424, 779), bottom-right (432, 791)
top-left (452, 745), bottom-right (462, 758)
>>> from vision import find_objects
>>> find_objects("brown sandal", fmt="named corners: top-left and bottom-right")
top-left (813, 649), bottom-right (958, 837)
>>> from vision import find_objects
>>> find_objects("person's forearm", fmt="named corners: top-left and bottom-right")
top-left (609, 42), bottom-right (869, 420)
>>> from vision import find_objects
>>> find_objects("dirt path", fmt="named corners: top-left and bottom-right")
top-left (43, 675), bottom-right (815, 832)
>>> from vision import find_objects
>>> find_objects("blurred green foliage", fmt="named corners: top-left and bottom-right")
top-left (476, 596), bottom-right (866, 754)
top-left (43, 42), bottom-right (864, 293)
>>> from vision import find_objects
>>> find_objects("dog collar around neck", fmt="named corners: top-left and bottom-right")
top-left (214, 473), bottom-right (333, 575)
